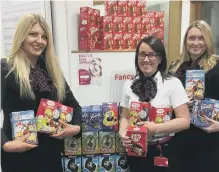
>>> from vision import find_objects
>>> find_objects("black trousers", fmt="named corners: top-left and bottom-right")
top-left (127, 139), bottom-right (180, 172)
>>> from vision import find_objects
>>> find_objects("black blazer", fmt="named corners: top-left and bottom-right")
top-left (1, 58), bottom-right (82, 172)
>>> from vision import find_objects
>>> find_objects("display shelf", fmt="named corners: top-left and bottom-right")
top-left (71, 49), bottom-right (136, 53)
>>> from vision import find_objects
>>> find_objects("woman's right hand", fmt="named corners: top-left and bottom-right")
top-left (119, 129), bottom-right (132, 148)
top-left (2, 133), bottom-right (38, 153)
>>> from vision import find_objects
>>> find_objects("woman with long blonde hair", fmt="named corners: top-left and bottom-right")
top-left (1, 13), bottom-right (81, 172)
top-left (169, 20), bottom-right (219, 172)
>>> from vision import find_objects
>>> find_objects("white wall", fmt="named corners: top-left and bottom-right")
top-left (51, 1), bottom-right (93, 85)
top-left (181, 0), bottom-right (190, 52)
top-left (50, 0), bottom-right (191, 106)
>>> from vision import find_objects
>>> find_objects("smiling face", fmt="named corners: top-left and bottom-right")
top-left (22, 23), bottom-right (48, 60)
top-left (137, 42), bottom-right (161, 76)
top-left (186, 27), bottom-right (207, 60)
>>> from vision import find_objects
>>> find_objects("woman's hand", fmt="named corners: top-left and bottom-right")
top-left (201, 117), bottom-right (219, 133)
top-left (51, 120), bottom-right (80, 139)
top-left (2, 133), bottom-right (38, 153)
top-left (137, 121), bottom-right (158, 137)
top-left (119, 129), bottom-right (132, 148)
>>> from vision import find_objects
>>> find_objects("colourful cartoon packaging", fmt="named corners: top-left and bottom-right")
top-left (207, 99), bottom-right (219, 122)
top-left (126, 126), bottom-right (147, 157)
top-left (185, 70), bottom-right (205, 100)
top-left (89, 105), bottom-right (103, 131)
top-left (190, 100), bottom-right (202, 123)
top-left (82, 155), bottom-right (99, 172)
top-left (82, 132), bottom-right (99, 155)
top-left (129, 101), bottom-right (150, 126)
top-left (191, 100), bottom-right (214, 127)
top-left (149, 107), bottom-right (172, 138)
top-left (64, 136), bottom-right (82, 155)
top-left (99, 131), bottom-right (115, 154)
top-left (36, 99), bottom-right (60, 134)
top-left (102, 102), bottom-right (118, 131)
top-left (57, 104), bottom-right (73, 133)
top-left (10, 110), bottom-right (38, 145)
top-left (115, 153), bottom-right (130, 172)
top-left (116, 132), bottom-right (126, 153)
top-left (99, 154), bottom-right (115, 172)
top-left (64, 156), bottom-right (81, 172)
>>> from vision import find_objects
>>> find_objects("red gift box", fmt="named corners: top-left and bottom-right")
top-left (113, 33), bottom-right (124, 50)
top-left (127, 0), bottom-right (137, 16)
top-left (117, 0), bottom-right (128, 17)
top-left (154, 11), bottom-right (164, 27)
top-left (137, 0), bottom-right (146, 16)
top-left (126, 126), bottom-right (148, 157)
top-left (105, 0), bottom-right (118, 16)
top-left (129, 101), bottom-right (151, 126)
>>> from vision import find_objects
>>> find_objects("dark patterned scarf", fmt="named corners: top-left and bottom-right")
top-left (131, 71), bottom-right (158, 102)
top-left (29, 60), bottom-right (53, 92)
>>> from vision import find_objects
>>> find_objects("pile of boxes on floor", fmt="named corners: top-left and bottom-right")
top-left (61, 102), bottom-right (130, 172)
top-left (79, 0), bottom-right (164, 51)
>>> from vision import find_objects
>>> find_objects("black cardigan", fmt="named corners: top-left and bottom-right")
top-left (1, 58), bottom-right (82, 172)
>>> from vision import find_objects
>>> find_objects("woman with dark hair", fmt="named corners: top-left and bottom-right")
top-left (119, 36), bottom-right (190, 171)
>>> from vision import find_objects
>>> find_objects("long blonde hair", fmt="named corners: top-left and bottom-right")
top-left (6, 13), bottom-right (66, 102)
top-left (170, 20), bottom-right (219, 74)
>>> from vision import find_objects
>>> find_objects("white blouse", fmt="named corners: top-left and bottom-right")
top-left (120, 71), bottom-right (189, 141)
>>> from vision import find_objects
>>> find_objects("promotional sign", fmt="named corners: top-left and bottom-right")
top-left (78, 54), bottom-right (102, 86)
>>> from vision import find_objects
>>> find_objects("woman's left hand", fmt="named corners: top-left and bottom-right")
top-left (137, 121), bottom-right (158, 137)
top-left (201, 117), bottom-right (219, 133)
top-left (51, 120), bottom-right (80, 139)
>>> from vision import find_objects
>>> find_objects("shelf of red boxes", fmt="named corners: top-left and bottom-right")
top-left (78, 0), bottom-right (164, 51)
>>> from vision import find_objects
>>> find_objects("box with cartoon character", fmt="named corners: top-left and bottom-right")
top-left (99, 154), bottom-right (115, 172)
top-left (115, 153), bottom-right (130, 172)
top-left (185, 70), bottom-right (205, 100)
top-left (82, 132), bottom-right (99, 155)
top-left (126, 126), bottom-right (147, 157)
top-left (89, 105), bottom-right (102, 131)
top-left (82, 155), bottom-right (99, 172)
top-left (64, 136), bottom-right (82, 155)
top-left (210, 100), bottom-right (219, 122)
top-left (99, 131), bottom-right (115, 154)
top-left (57, 104), bottom-right (73, 133)
top-left (116, 132), bottom-right (126, 153)
top-left (102, 102), bottom-right (118, 131)
top-left (191, 100), bottom-right (214, 127)
top-left (82, 105), bottom-right (102, 132)
top-left (149, 107), bottom-right (172, 138)
top-left (64, 156), bottom-right (81, 172)
top-left (82, 106), bottom-right (91, 132)
top-left (36, 99), bottom-right (60, 134)
top-left (10, 110), bottom-right (38, 145)
top-left (129, 101), bottom-right (150, 126)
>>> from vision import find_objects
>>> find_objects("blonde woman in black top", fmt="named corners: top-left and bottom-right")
top-left (1, 13), bottom-right (82, 172)
top-left (169, 20), bottom-right (219, 172)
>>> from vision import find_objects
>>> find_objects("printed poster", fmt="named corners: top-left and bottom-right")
top-left (78, 54), bottom-right (102, 86)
